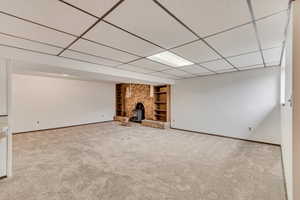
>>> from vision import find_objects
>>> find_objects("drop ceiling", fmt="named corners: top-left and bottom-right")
top-left (0, 0), bottom-right (290, 80)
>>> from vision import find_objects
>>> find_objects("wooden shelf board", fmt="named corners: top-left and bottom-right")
top-left (155, 113), bottom-right (166, 117)
top-left (155, 109), bottom-right (166, 112)
top-left (155, 101), bottom-right (166, 104)
top-left (155, 85), bottom-right (167, 88)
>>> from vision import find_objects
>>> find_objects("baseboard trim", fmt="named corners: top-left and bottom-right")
top-left (170, 127), bottom-right (281, 146)
top-left (13, 120), bottom-right (114, 135)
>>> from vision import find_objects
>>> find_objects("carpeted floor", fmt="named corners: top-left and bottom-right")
top-left (0, 122), bottom-right (286, 200)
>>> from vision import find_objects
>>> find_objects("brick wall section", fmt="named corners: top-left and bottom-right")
top-left (122, 84), bottom-right (154, 120)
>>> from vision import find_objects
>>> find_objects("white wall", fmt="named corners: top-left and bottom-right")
top-left (171, 67), bottom-right (281, 144)
top-left (0, 59), bottom-right (7, 115)
top-left (281, 5), bottom-right (293, 200)
top-left (11, 74), bottom-right (115, 133)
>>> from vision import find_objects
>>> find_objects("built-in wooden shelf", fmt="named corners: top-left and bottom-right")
top-left (154, 85), bottom-right (170, 122)
top-left (116, 84), bottom-right (126, 117)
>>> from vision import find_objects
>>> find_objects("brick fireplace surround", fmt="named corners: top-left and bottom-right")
top-left (121, 84), bottom-right (155, 120)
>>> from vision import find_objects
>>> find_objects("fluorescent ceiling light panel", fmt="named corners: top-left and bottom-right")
top-left (147, 51), bottom-right (194, 67)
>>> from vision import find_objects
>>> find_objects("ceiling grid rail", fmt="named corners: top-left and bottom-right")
top-left (56, 0), bottom-right (125, 56)
top-left (57, 0), bottom-right (223, 76)
top-left (152, 0), bottom-right (240, 72)
top-left (246, 0), bottom-right (267, 67)
top-left (58, 1), bottom-right (198, 77)
top-left (279, 1), bottom-right (293, 66)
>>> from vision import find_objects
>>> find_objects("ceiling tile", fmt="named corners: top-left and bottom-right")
top-left (118, 64), bottom-right (154, 74)
top-left (227, 51), bottom-right (263, 68)
top-left (206, 24), bottom-right (259, 57)
top-left (149, 71), bottom-right (178, 79)
top-left (171, 40), bottom-right (220, 63)
top-left (105, 0), bottom-right (197, 48)
top-left (62, 0), bottom-right (120, 18)
top-left (163, 69), bottom-right (192, 77)
top-left (0, 33), bottom-right (62, 55)
top-left (263, 47), bottom-right (282, 66)
top-left (180, 65), bottom-right (212, 74)
top-left (69, 39), bottom-right (139, 62)
top-left (251, 0), bottom-right (289, 19)
top-left (157, 0), bottom-right (251, 37)
top-left (0, 0), bottom-right (97, 35)
top-left (61, 50), bottom-right (122, 67)
top-left (239, 64), bottom-right (264, 70)
top-left (201, 59), bottom-right (233, 71)
top-left (85, 21), bottom-right (163, 57)
top-left (130, 59), bottom-right (170, 71)
top-left (0, 13), bottom-right (75, 47)
top-left (257, 12), bottom-right (288, 49)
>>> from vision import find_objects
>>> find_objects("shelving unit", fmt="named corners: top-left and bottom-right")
top-left (116, 84), bottom-right (126, 116)
top-left (153, 85), bottom-right (170, 122)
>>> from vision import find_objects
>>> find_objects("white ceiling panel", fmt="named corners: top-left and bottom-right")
top-left (180, 65), bottom-right (212, 74)
top-left (257, 12), bottom-right (288, 49)
top-left (206, 24), bottom-right (259, 57)
top-left (251, 0), bottom-right (289, 19)
top-left (163, 69), bottom-right (192, 77)
top-left (118, 64), bottom-right (154, 74)
top-left (158, 0), bottom-right (251, 37)
top-left (0, 0), bottom-right (97, 35)
top-left (69, 39), bottom-right (139, 62)
top-left (201, 59), bottom-right (233, 71)
top-left (239, 64), bottom-right (264, 70)
top-left (105, 0), bottom-right (197, 48)
top-left (227, 51), bottom-right (263, 68)
top-left (63, 0), bottom-right (120, 18)
top-left (85, 22), bottom-right (163, 56)
top-left (150, 71), bottom-right (178, 79)
top-left (130, 59), bottom-right (170, 71)
top-left (171, 40), bottom-right (220, 63)
top-left (61, 50), bottom-right (122, 67)
top-left (263, 47), bottom-right (282, 66)
top-left (0, 13), bottom-right (75, 47)
top-left (0, 33), bottom-right (62, 55)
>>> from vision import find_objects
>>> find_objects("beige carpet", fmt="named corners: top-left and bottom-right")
top-left (0, 122), bottom-right (286, 200)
